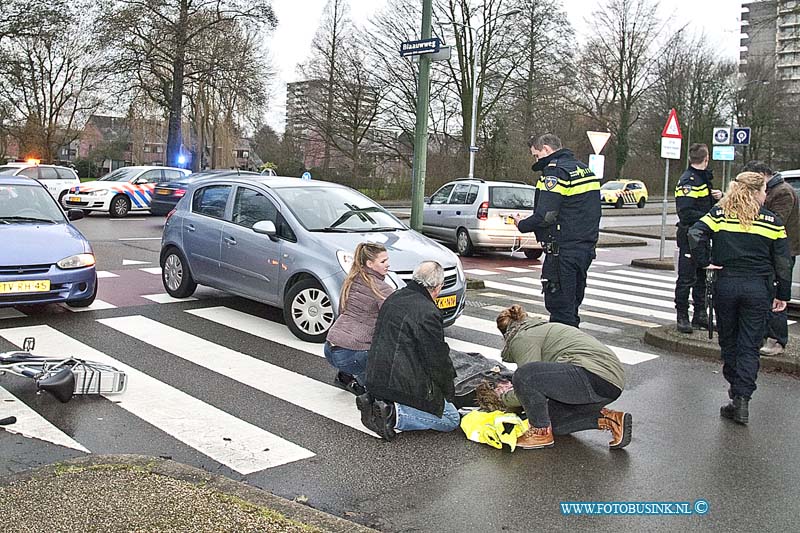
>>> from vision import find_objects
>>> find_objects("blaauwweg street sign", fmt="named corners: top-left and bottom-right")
top-left (400, 38), bottom-right (441, 57)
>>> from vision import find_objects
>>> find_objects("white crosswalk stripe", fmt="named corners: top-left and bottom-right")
top-left (610, 269), bottom-right (676, 282)
top-left (61, 300), bottom-right (117, 312)
top-left (481, 304), bottom-right (621, 335)
top-left (0, 308), bottom-right (25, 320)
top-left (509, 277), bottom-right (675, 309)
top-left (588, 272), bottom-right (676, 290)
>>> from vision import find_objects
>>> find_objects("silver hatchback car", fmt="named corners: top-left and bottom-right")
top-left (421, 178), bottom-right (542, 259)
top-left (160, 176), bottom-right (467, 342)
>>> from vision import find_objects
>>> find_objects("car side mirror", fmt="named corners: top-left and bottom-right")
top-left (423, 196), bottom-right (431, 204)
top-left (66, 209), bottom-right (84, 221)
top-left (253, 220), bottom-right (278, 240)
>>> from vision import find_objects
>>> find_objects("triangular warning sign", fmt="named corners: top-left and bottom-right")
top-left (586, 131), bottom-right (611, 154)
top-left (662, 108), bottom-right (682, 139)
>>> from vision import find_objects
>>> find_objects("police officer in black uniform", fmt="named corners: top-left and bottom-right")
top-left (688, 171), bottom-right (791, 425)
top-left (674, 143), bottom-right (722, 333)
top-left (513, 133), bottom-right (601, 328)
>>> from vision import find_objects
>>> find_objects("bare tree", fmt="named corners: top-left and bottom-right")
top-left (99, 0), bottom-right (276, 168)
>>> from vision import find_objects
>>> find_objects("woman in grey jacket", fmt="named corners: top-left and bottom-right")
top-left (492, 305), bottom-right (632, 450)
top-left (324, 242), bottom-right (394, 394)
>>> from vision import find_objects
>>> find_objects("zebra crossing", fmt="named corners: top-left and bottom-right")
top-left (0, 284), bottom-right (662, 476)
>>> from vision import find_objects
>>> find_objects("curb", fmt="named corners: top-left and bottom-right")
top-left (601, 228), bottom-right (677, 241)
top-left (0, 455), bottom-right (379, 533)
top-left (466, 278), bottom-right (485, 289)
top-left (631, 258), bottom-right (675, 271)
top-left (597, 236), bottom-right (649, 248)
top-left (644, 326), bottom-right (800, 375)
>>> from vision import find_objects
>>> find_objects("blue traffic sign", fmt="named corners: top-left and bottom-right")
top-left (301, 171), bottom-right (311, 181)
top-left (733, 127), bottom-right (751, 146)
top-left (400, 38), bottom-right (441, 57)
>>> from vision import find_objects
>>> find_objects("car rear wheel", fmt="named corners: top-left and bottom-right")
top-left (58, 191), bottom-right (67, 208)
top-left (637, 197), bottom-right (646, 208)
top-left (615, 197), bottom-right (624, 209)
top-left (456, 228), bottom-right (474, 257)
top-left (66, 275), bottom-right (98, 308)
top-left (162, 248), bottom-right (197, 298)
top-left (284, 278), bottom-right (334, 343)
top-left (110, 194), bottom-right (130, 217)
top-left (82, 209), bottom-right (93, 216)
top-left (524, 249), bottom-right (543, 260)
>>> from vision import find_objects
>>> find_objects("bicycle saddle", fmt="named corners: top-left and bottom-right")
top-left (37, 367), bottom-right (75, 403)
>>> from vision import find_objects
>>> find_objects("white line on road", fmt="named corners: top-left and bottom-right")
top-left (96, 271), bottom-right (119, 279)
top-left (61, 300), bottom-right (117, 312)
top-left (588, 272), bottom-right (675, 290)
top-left (482, 304), bottom-right (621, 335)
top-left (590, 261), bottom-right (621, 267)
top-left (142, 293), bottom-right (197, 304)
top-left (139, 268), bottom-right (163, 275)
top-left (610, 269), bottom-right (676, 282)
top-left (118, 237), bottom-right (161, 241)
top-left (497, 267), bottom-right (537, 273)
top-left (509, 277), bottom-right (675, 309)
top-left (122, 259), bottom-right (151, 266)
top-left (0, 309), bottom-right (25, 320)
top-left (464, 269), bottom-right (498, 276)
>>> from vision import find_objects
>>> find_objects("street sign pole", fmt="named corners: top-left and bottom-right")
top-left (659, 109), bottom-right (683, 261)
top-left (660, 159), bottom-right (669, 261)
top-left (410, 0), bottom-right (433, 231)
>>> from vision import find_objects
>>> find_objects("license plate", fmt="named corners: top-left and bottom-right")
top-left (436, 295), bottom-right (457, 309)
top-left (69, 196), bottom-right (81, 202)
top-left (505, 216), bottom-right (516, 225)
top-left (156, 188), bottom-right (171, 195)
top-left (0, 280), bottom-right (51, 294)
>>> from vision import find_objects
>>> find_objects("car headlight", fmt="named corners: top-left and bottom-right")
top-left (336, 250), bottom-right (354, 273)
top-left (57, 253), bottom-right (96, 269)
top-left (89, 189), bottom-right (110, 196)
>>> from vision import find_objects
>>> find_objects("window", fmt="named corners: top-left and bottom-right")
top-left (488, 187), bottom-right (535, 209)
top-left (39, 167), bottom-right (59, 180)
top-left (193, 185), bottom-right (231, 218)
top-left (430, 184), bottom-right (455, 204)
top-left (448, 183), bottom-right (472, 204)
top-left (18, 168), bottom-right (38, 179)
top-left (162, 169), bottom-right (185, 181)
top-left (232, 187), bottom-right (277, 229)
top-left (137, 170), bottom-right (163, 183)
top-left (56, 168), bottom-right (77, 180)
top-left (465, 185), bottom-right (479, 204)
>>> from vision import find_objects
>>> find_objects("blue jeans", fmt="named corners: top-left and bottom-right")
top-left (323, 342), bottom-right (367, 385)
top-left (395, 401), bottom-right (460, 432)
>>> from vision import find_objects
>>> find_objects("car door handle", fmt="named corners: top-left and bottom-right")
top-left (224, 236), bottom-right (237, 245)
top-left (436, 211), bottom-right (442, 215)
top-left (186, 224), bottom-right (195, 232)
top-left (455, 211), bottom-right (461, 215)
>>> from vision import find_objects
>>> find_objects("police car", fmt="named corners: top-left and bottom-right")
top-left (600, 179), bottom-right (648, 209)
top-left (65, 166), bottom-right (189, 217)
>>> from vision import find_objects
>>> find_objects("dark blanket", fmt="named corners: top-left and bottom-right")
top-left (450, 349), bottom-right (514, 408)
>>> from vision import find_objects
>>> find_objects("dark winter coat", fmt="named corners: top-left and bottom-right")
top-left (366, 280), bottom-right (455, 416)
top-left (765, 173), bottom-right (800, 256)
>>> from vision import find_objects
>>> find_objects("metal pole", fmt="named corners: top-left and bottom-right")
top-left (410, 0), bottom-right (433, 231)
top-left (659, 159), bottom-right (670, 261)
top-left (467, 28), bottom-right (480, 179)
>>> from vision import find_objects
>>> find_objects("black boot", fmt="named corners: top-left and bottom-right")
top-left (720, 402), bottom-right (735, 420)
top-left (676, 311), bottom-right (693, 334)
top-left (692, 308), bottom-right (709, 330)
top-left (733, 396), bottom-right (749, 425)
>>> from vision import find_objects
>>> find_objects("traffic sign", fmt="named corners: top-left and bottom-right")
top-left (712, 146), bottom-right (735, 161)
top-left (588, 154), bottom-right (605, 179)
top-left (301, 171), bottom-right (311, 180)
top-left (400, 38), bottom-right (441, 57)
top-left (469, 146), bottom-right (479, 153)
top-left (661, 109), bottom-right (682, 139)
top-left (587, 131), bottom-right (611, 154)
top-left (713, 127), bottom-right (730, 145)
top-left (733, 127), bottom-right (751, 146)
top-left (661, 137), bottom-right (682, 159)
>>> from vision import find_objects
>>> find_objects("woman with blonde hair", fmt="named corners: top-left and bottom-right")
top-left (488, 304), bottom-right (631, 450)
top-left (324, 242), bottom-right (394, 395)
top-left (689, 171), bottom-right (792, 425)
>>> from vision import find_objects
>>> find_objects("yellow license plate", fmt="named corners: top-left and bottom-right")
top-left (436, 295), bottom-right (457, 309)
top-left (69, 196), bottom-right (81, 202)
top-left (0, 280), bottom-right (51, 294)
top-left (156, 188), bottom-right (171, 195)
top-left (505, 216), bottom-right (516, 225)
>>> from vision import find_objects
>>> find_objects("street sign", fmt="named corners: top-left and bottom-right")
top-left (661, 137), bottom-right (682, 159)
top-left (713, 127), bottom-right (731, 145)
top-left (400, 37), bottom-right (441, 57)
top-left (469, 146), bottom-right (479, 153)
top-left (661, 109), bottom-right (682, 139)
top-left (588, 154), bottom-right (605, 180)
top-left (733, 127), bottom-right (751, 146)
top-left (586, 131), bottom-right (611, 154)
top-left (712, 146), bottom-right (735, 161)
top-left (301, 171), bottom-right (311, 180)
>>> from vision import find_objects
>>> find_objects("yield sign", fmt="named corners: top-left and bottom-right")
top-left (586, 131), bottom-right (611, 154)
top-left (661, 108), bottom-right (682, 139)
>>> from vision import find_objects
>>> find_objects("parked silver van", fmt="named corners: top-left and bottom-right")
top-left (421, 178), bottom-right (542, 259)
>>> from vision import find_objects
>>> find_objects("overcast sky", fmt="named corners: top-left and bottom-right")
top-left (264, 0), bottom-right (744, 132)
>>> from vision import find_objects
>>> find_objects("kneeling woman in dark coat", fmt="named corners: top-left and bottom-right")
top-left (493, 305), bottom-right (631, 450)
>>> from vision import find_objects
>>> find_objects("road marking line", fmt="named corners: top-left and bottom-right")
top-left (582, 278), bottom-right (675, 299)
top-left (588, 272), bottom-right (675, 290)
top-left (590, 261), bottom-right (621, 267)
top-left (1, 324), bottom-right (313, 474)
top-left (0, 384), bottom-right (89, 452)
top-left (464, 269), bottom-right (497, 276)
top-left (510, 277), bottom-right (675, 309)
top-left (101, 315), bottom-right (377, 437)
top-left (0, 309), bottom-right (25, 320)
top-left (142, 293), bottom-right (198, 304)
top-left (118, 237), bottom-right (161, 241)
top-left (479, 292), bottom-right (661, 328)
top-left (122, 259), bottom-right (150, 266)
top-left (482, 305), bottom-right (621, 335)
top-left (497, 267), bottom-right (536, 273)
top-left (139, 268), bottom-right (162, 275)
top-left (610, 269), bottom-right (676, 282)
top-left (61, 300), bottom-right (117, 312)
top-left (96, 271), bottom-right (119, 279)
top-left (482, 280), bottom-right (676, 321)
top-left (453, 315), bottom-right (658, 366)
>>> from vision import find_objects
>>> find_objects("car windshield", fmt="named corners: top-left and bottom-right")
top-left (0, 166), bottom-right (23, 175)
top-left (601, 182), bottom-right (624, 191)
top-left (489, 187), bottom-right (535, 209)
top-left (272, 186), bottom-right (406, 232)
top-left (0, 184), bottom-right (65, 224)
top-left (98, 167), bottom-right (140, 182)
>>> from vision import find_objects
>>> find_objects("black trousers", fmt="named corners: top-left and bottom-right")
top-left (765, 256), bottom-right (795, 347)
top-left (715, 276), bottom-right (771, 399)
top-left (542, 248), bottom-right (594, 328)
top-left (674, 243), bottom-right (706, 313)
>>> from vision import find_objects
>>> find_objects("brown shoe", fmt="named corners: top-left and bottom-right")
top-left (516, 425), bottom-right (554, 449)
top-left (599, 408), bottom-right (632, 449)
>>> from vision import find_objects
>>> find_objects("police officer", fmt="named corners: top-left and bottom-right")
top-left (674, 143), bottom-right (722, 333)
top-left (513, 133), bottom-right (601, 328)
top-left (688, 172), bottom-right (791, 425)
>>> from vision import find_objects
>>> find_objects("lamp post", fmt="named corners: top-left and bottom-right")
top-left (448, 10), bottom-right (521, 179)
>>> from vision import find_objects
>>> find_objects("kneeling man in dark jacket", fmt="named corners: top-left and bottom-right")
top-left (357, 261), bottom-right (461, 440)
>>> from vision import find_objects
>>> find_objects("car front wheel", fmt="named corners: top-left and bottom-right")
top-left (110, 194), bottom-right (130, 217)
top-left (284, 278), bottom-right (334, 343)
top-left (615, 197), bottom-right (624, 209)
top-left (637, 197), bottom-right (646, 208)
top-left (162, 248), bottom-right (197, 298)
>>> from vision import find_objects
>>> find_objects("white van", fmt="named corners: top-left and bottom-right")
top-left (0, 162), bottom-right (80, 207)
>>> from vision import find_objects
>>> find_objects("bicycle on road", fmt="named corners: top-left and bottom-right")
top-left (0, 337), bottom-right (127, 404)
